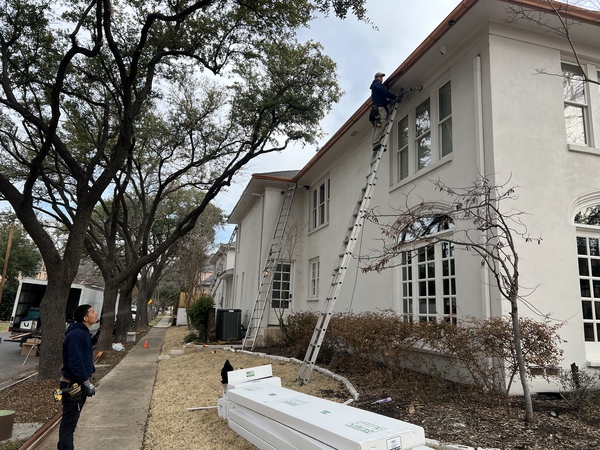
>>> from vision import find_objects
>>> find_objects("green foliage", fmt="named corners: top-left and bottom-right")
top-left (282, 311), bottom-right (564, 393)
top-left (187, 296), bottom-right (214, 342)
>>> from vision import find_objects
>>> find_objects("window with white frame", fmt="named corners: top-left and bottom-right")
top-left (439, 81), bottom-right (453, 157)
top-left (394, 81), bottom-right (453, 184)
top-left (575, 204), bottom-right (600, 344)
top-left (309, 257), bottom-right (320, 298)
top-left (397, 116), bottom-right (409, 181)
top-left (562, 63), bottom-right (589, 145)
top-left (271, 262), bottom-right (292, 309)
top-left (398, 215), bottom-right (456, 322)
top-left (311, 178), bottom-right (330, 230)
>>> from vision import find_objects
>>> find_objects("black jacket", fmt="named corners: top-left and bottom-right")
top-left (61, 322), bottom-right (95, 384)
top-left (370, 78), bottom-right (397, 107)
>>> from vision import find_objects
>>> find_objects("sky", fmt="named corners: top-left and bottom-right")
top-left (212, 0), bottom-right (460, 243)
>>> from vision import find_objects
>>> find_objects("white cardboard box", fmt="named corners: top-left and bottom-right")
top-left (226, 381), bottom-right (426, 450)
top-left (227, 364), bottom-right (273, 385)
top-left (228, 420), bottom-right (278, 450)
top-left (228, 403), bottom-right (335, 450)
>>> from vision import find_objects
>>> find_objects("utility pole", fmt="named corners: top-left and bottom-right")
top-left (0, 222), bottom-right (15, 305)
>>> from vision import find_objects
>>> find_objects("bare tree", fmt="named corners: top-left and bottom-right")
top-left (362, 176), bottom-right (542, 423)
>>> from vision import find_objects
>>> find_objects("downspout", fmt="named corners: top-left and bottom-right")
top-left (252, 193), bottom-right (265, 293)
top-left (474, 55), bottom-right (492, 319)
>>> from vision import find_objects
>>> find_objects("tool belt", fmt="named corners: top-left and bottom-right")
top-left (54, 377), bottom-right (82, 401)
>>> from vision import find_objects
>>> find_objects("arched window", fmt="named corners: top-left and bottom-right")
top-left (398, 214), bottom-right (455, 245)
top-left (398, 215), bottom-right (456, 323)
top-left (574, 203), bottom-right (600, 345)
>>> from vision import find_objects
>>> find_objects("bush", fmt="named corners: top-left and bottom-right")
top-left (281, 311), bottom-right (564, 394)
top-left (187, 296), bottom-right (214, 343)
top-left (559, 364), bottom-right (600, 414)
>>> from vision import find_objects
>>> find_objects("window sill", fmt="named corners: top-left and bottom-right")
top-left (307, 298), bottom-right (319, 302)
top-left (568, 143), bottom-right (600, 155)
top-left (308, 222), bottom-right (329, 236)
top-left (389, 153), bottom-right (453, 193)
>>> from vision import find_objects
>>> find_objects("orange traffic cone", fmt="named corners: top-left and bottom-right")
top-left (144, 340), bottom-right (149, 348)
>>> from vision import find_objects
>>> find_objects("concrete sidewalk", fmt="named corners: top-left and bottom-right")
top-left (38, 314), bottom-right (171, 450)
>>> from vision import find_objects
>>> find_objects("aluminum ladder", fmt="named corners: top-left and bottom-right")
top-left (243, 186), bottom-right (296, 350)
top-left (210, 226), bottom-right (238, 300)
top-left (297, 95), bottom-right (405, 385)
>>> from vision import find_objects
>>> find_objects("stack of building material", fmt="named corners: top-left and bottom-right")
top-left (220, 364), bottom-right (433, 450)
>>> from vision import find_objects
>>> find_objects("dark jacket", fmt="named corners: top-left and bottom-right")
top-left (370, 78), bottom-right (397, 107)
top-left (61, 322), bottom-right (95, 384)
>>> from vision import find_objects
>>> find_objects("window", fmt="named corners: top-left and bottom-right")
top-left (562, 63), bottom-right (588, 145)
top-left (397, 116), bottom-right (409, 181)
top-left (439, 81), bottom-right (452, 157)
top-left (398, 215), bottom-right (456, 322)
top-left (575, 205), bottom-right (600, 343)
top-left (271, 262), bottom-right (291, 309)
top-left (416, 98), bottom-right (431, 170)
top-left (394, 82), bottom-right (452, 184)
top-left (311, 178), bottom-right (330, 230)
top-left (309, 258), bottom-right (320, 298)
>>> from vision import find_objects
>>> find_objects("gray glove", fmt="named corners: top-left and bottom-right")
top-left (83, 380), bottom-right (96, 397)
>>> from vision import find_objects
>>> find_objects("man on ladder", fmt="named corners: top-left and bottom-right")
top-left (370, 72), bottom-right (397, 152)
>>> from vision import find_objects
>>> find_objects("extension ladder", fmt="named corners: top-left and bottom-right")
top-left (210, 226), bottom-right (238, 301)
top-left (297, 92), bottom-right (408, 385)
top-left (243, 186), bottom-right (297, 350)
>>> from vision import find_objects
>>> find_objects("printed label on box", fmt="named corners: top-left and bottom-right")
top-left (345, 420), bottom-right (386, 434)
top-left (281, 398), bottom-right (309, 407)
top-left (387, 436), bottom-right (402, 449)
top-left (245, 370), bottom-right (255, 378)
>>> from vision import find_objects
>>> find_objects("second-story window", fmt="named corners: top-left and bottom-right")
top-left (311, 178), bottom-right (330, 230)
top-left (562, 63), bottom-right (588, 145)
top-left (416, 98), bottom-right (432, 170)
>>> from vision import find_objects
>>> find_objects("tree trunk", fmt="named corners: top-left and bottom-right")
top-left (510, 296), bottom-right (534, 423)
top-left (115, 288), bottom-right (134, 342)
top-left (96, 282), bottom-right (119, 351)
top-left (38, 276), bottom-right (72, 379)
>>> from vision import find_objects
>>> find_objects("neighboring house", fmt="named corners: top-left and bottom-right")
top-left (210, 241), bottom-right (237, 308)
top-left (227, 0), bottom-right (600, 393)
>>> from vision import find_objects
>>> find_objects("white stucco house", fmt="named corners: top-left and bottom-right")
top-left (222, 0), bottom-right (600, 392)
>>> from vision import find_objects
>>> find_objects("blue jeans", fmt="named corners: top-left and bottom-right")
top-left (57, 381), bottom-right (87, 450)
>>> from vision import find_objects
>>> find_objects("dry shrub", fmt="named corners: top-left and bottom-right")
top-left (281, 311), bottom-right (564, 394)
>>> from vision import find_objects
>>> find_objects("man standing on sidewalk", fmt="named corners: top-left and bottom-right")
top-left (57, 304), bottom-right (98, 450)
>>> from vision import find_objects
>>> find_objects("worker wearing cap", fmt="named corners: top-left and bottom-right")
top-left (370, 72), bottom-right (397, 151)
top-left (57, 304), bottom-right (98, 450)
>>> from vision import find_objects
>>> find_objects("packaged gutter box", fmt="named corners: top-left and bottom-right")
top-left (226, 381), bottom-right (426, 450)
top-left (228, 402), bottom-right (335, 450)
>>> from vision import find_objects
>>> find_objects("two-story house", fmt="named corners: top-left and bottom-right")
top-left (225, 0), bottom-right (600, 392)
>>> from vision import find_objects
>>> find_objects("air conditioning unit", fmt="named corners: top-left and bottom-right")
top-left (216, 309), bottom-right (242, 341)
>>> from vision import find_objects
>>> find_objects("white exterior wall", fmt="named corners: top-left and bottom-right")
top-left (486, 24), bottom-right (600, 369)
top-left (229, 1), bottom-right (600, 392)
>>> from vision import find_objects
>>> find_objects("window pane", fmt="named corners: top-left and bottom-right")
top-left (596, 301), bottom-right (600, 320)
top-left (441, 119), bottom-right (453, 157)
top-left (577, 237), bottom-right (588, 255)
top-left (415, 98), bottom-right (431, 137)
top-left (418, 135), bottom-right (431, 169)
top-left (584, 323), bottom-right (594, 341)
top-left (590, 238), bottom-right (599, 256)
top-left (592, 259), bottom-right (600, 277)
top-left (428, 280), bottom-right (435, 295)
top-left (583, 300), bottom-right (593, 319)
top-left (575, 205), bottom-right (600, 226)
top-left (594, 280), bottom-right (600, 298)
top-left (562, 64), bottom-right (586, 103)
top-left (398, 116), bottom-right (409, 149)
top-left (399, 149), bottom-right (409, 180)
top-left (579, 258), bottom-right (589, 276)
top-left (564, 105), bottom-right (586, 144)
top-left (581, 279), bottom-right (591, 297)
top-left (439, 81), bottom-right (451, 120)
